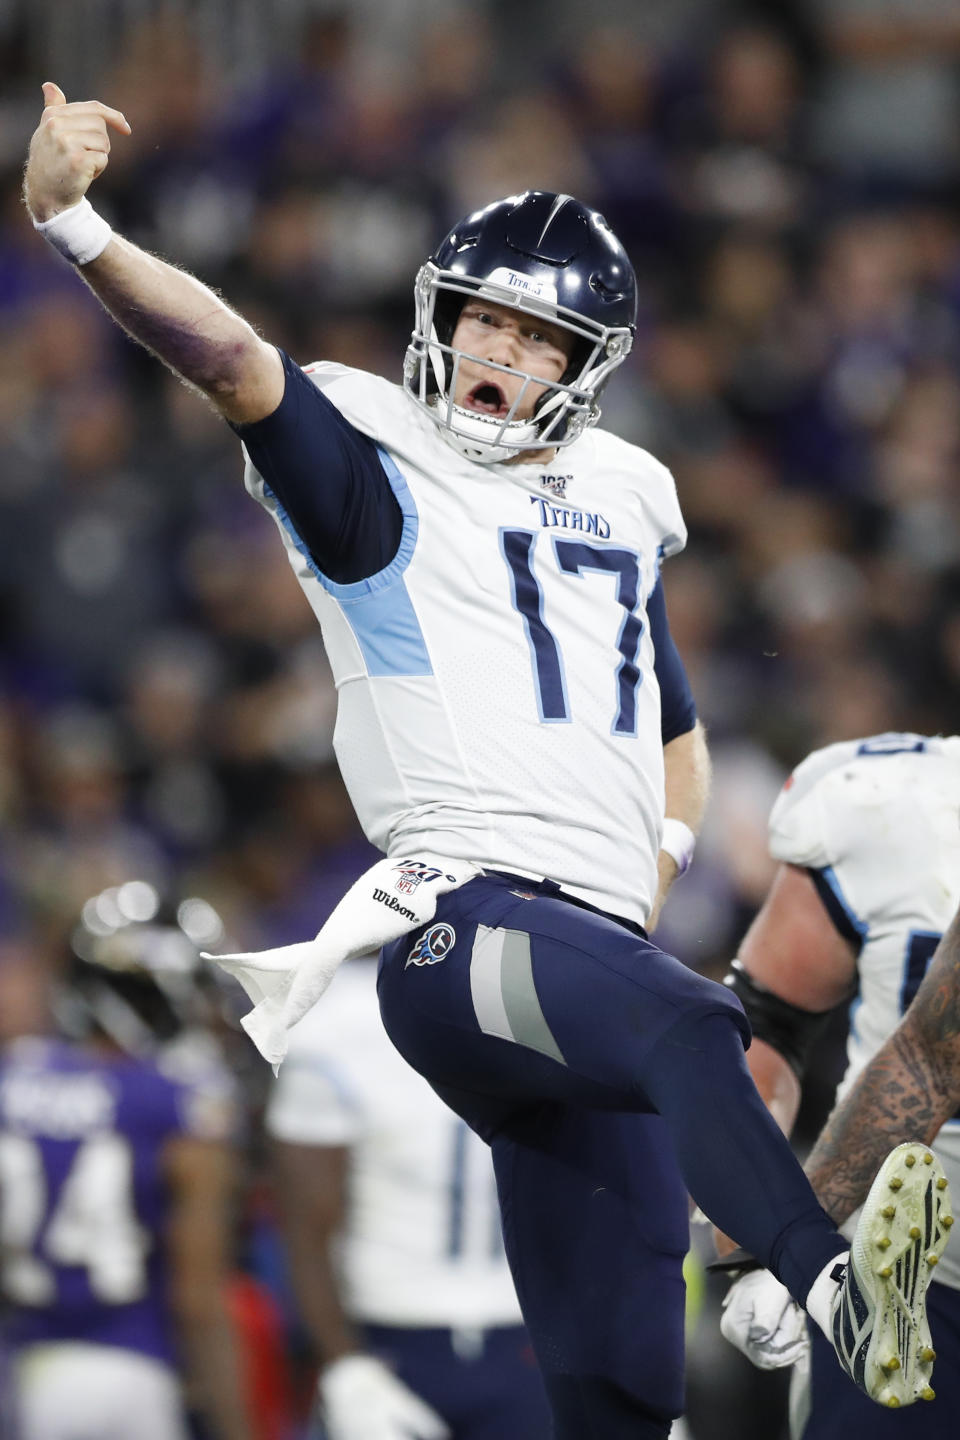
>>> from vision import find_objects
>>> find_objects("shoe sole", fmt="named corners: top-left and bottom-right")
top-left (848, 1141), bottom-right (954, 1407)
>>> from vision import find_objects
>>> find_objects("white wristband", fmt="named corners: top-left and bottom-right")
top-left (34, 198), bottom-right (113, 266)
top-left (660, 818), bottom-right (696, 877)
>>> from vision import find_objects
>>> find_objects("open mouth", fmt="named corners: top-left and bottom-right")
top-left (463, 382), bottom-right (509, 418)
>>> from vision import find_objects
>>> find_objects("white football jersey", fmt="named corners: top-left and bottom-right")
top-left (769, 732), bottom-right (960, 1287)
top-left (264, 957), bottom-right (522, 1328)
top-left (244, 364), bottom-right (687, 925)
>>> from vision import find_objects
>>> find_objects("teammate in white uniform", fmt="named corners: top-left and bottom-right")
top-left (718, 733), bottom-right (960, 1435)
top-left (22, 84), bottom-right (950, 1437)
top-left (266, 955), bottom-right (551, 1439)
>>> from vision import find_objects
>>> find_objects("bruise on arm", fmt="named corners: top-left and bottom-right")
top-left (805, 905), bottom-right (960, 1225)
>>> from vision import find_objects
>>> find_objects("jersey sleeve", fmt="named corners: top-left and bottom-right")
top-left (233, 350), bottom-right (403, 584)
top-left (767, 740), bottom-right (879, 950)
top-left (644, 451), bottom-right (687, 560)
top-left (766, 741), bottom-right (866, 869)
top-left (646, 576), bottom-right (697, 742)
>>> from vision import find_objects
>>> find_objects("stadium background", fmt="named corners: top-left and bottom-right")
top-left (1, 1), bottom-right (960, 1436)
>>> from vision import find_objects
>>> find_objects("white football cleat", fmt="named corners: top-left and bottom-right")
top-left (830, 1141), bottom-right (953, 1408)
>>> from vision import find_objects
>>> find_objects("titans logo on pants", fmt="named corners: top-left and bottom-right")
top-left (406, 923), bottom-right (456, 968)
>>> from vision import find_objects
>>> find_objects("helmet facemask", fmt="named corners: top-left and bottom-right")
top-left (404, 263), bottom-right (633, 464)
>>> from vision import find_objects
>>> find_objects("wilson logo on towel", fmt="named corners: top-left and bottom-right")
top-left (372, 888), bottom-right (417, 921)
top-left (406, 923), bottom-right (456, 968)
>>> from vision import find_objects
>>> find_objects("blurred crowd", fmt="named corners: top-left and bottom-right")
top-left (1, 2), bottom-right (960, 1435)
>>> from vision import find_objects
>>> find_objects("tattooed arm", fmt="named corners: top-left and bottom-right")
top-left (805, 904), bottom-right (960, 1225)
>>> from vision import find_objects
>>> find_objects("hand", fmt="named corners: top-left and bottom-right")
top-left (23, 82), bottom-right (131, 222)
top-left (320, 1354), bottom-right (451, 1440)
top-left (719, 1269), bottom-right (809, 1371)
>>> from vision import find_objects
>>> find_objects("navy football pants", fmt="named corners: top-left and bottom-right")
top-left (378, 872), bottom-right (847, 1438)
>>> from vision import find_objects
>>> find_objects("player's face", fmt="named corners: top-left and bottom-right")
top-left (451, 300), bottom-right (574, 421)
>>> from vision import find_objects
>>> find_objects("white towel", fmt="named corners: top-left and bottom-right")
top-left (205, 854), bottom-right (480, 1069)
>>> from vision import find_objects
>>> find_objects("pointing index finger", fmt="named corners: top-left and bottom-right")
top-left (90, 100), bottom-right (132, 136)
top-left (41, 95), bottom-right (132, 135)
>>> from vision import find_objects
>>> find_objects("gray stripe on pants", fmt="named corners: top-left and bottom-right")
top-left (499, 929), bottom-right (566, 1065)
top-left (470, 925), bottom-right (515, 1042)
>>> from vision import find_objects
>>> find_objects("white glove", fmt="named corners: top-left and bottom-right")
top-left (720, 1269), bottom-right (809, 1371)
top-left (320, 1354), bottom-right (451, 1440)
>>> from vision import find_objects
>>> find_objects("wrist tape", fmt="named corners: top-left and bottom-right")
top-left (34, 198), bottom-right (112, 266)
top-left (660, 817), bottom-right (696, 876)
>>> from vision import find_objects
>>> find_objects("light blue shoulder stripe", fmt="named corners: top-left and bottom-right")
top-left (264, 447), bottom-right (432, 678)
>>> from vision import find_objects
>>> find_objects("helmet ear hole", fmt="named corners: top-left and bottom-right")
top-left (426, 291), bottom-right (467, 398)
top-left (433, 292), bottom-right (464, 349)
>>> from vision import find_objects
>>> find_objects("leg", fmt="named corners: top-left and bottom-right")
top-left (638, 1012), bottom-right (846, 1304)
top-left (380, 874), bottom-right (845, 1304)
top-left (377, 874), bottom-right (850, 1433)
top-left (492, 1106), bottom-right (686, 1438)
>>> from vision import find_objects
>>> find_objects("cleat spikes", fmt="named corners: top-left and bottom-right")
top-left (942, 1215), bottom-right (954, 1228)
top-left (921, 1388), bottom-right (936, 1402)
top-left (830, 1143), bottom-right (952, 1410)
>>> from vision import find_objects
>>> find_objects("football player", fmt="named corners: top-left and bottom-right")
top-left (266, 954), bottom-right (552, 1440)
top-left (718, 733), bottom-right (960, 1436)
top-left (0, 882), bottom-right (253, 1440)
top-left (22, 86), bottom-right (950, 1437)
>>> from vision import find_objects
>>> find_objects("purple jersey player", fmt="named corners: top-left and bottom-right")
top-left (0, 882), bottom-right (253, 1440)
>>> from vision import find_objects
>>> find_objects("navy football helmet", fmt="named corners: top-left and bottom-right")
top-left (404, 191), bottom-right (637, 463)
top-left (59, 881), bottom-right (227, 1055)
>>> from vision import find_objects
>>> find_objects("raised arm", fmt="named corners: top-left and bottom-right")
top-left (23, 82), bottom-right (283, 424)
top-left (805, 903), bottom-right (960, 1225)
